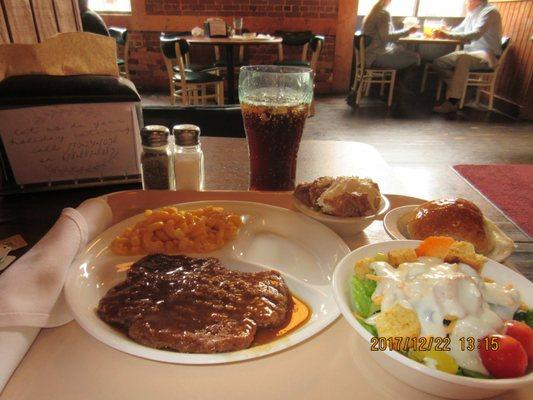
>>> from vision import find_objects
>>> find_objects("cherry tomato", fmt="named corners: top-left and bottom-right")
top-left (505, 320), bottom-right (533, 359)
top-left (479, 334), bottom-right (528, 378)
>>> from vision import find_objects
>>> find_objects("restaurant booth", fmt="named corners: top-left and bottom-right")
top-left (0, 1), bottom-right (531, 400)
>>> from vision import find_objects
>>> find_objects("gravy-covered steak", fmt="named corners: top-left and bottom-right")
top-left (97, 254), bottom-right (293, 353)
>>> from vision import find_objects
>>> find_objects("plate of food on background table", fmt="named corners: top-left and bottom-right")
top-left (65, 200), bottom-right (350, 364)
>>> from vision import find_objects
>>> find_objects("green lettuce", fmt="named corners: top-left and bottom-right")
top-left (457, 368), bottom-right (493, 379)
top-left (350, 274), bottom-right (380, 337)
top-left (350, 275), bottom-right (377, 318)
top-left (513, 309), bottom-right (533, 328)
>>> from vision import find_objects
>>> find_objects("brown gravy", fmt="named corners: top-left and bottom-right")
top-left (252, 295), bottom-right (311, 346)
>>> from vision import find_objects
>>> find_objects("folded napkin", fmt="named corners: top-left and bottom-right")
top-left (0, 197), bottom-right (112, 392)
top-left (0, 32), bottom-right (119, 82)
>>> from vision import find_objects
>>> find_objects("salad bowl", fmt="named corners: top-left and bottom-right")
top-left (332, 240), bottom-right (533, 399)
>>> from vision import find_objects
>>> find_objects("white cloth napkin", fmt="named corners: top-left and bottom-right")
top-left (0, 197), bottom-right (112, 392)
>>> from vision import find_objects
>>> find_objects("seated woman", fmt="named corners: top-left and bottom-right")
top-left (362, 0), bottom-right (420, 69)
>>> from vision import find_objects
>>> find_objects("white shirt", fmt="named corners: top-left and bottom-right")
top-left (451, 3), bottom-right (502, 65)
top-left (361, 9), bottom-right (410, 66)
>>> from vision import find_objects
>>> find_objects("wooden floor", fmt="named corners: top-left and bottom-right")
top-left (305, 95), bottom-right (533, 185)
top-left (143, 92), bottom-right (533, 171)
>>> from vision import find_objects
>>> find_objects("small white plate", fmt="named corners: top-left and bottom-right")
top-left (65, 200), bottom-right (350, 364)
top-left (383, 204), bottom-right (417, 241)
top-left (383, 205), bottom-right (515, 262)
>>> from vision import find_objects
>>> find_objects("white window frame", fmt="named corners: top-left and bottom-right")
top-left (88, 0), bottom-right (132, 13)
top-left (357, 0), bottom-right (466, 18)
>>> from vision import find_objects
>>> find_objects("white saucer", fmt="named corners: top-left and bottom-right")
top-left (383, 205), bottom-right (515, 262)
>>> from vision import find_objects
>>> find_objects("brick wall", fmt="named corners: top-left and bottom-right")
top-left (145, 0), bottom-right (339, 19)
top-left (105, 0), bottom-right (341, 95)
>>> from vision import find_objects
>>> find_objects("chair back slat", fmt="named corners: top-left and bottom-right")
top-left (495, 36), bottom-right (511, 75)
top-left (309, 35), bottom-right (324, 71)
top-left (275, 30), bottom-right (315, 62)
top-left (354, 33), bottom-right (371, 69)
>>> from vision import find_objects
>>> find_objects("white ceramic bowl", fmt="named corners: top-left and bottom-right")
top-left (332, 240), bottom-right (533, 399)
top-left (293, 194), bottom-right (390, 237)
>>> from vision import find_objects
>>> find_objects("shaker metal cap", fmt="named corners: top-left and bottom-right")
top-left (141, 125), bottom-right (169, 147)
top-left (173, 124), bottom-right (201, 146)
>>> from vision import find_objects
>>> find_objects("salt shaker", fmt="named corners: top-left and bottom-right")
top-left (172, 124), bottom-right (204, 191)
top-left (140, 125), bottom-right (174, 190)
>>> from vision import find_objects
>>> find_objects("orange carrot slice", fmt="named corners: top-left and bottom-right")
top-left (416, 236), bottom-right (455, 259)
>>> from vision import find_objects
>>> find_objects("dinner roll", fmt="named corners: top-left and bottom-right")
top-left (407, 198), bottom-right (492, 254)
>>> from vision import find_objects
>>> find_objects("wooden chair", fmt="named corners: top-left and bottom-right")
top-left (420, 44), bottom-right (461, 93)
top-left (351, 33), bottom-right (397, 107)
top-left (435, 37), bottom-right (511, 110)
top-left (274, 31), bottom-right (324, 116)
top-left (161, 32), bottom-right (220, 74)
top-left (274, 31), bottom-right (324, 72)
top-left (160, 36), bottom-right (224, 106)
top-left (108, 27), bottom-right (129, 79)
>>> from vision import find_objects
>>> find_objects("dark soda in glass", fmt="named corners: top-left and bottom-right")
top-left (241, 101), bottom-right (309, 191)
top-left (239, 66), bottom-right (313, 191)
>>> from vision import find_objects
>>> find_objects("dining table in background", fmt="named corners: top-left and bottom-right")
top-left (398, 36), bottom-right (462, 54)
top-left (185, 35), bottom-right (283, 104)
top-left (398, 37), bottom-right (462, 46)
top-left (0, 139), bottom-right (531, 400)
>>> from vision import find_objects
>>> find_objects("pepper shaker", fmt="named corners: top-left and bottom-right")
top-left (140, 125), bottom-right (174, 190)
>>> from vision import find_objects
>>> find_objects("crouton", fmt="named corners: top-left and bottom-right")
top-left (387, 248), bottom-right (418, 267)
top-left (375, 304), bottom-right (420, 350)
top-left (444, 241), bottom-right (486, 270)
top-left (354, 257), bottom-right (373, 279)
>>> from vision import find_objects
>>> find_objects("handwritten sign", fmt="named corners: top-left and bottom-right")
top-left (0, 102), bottom-right (140, 185)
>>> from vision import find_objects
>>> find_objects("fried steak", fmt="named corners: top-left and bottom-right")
top-left (97, 254), bottom-right (293, 353)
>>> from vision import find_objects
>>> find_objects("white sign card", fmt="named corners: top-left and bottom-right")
top-left (0, 102), bottom-right (141, 185)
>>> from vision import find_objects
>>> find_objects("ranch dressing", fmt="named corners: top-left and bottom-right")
top-left (369, 258), bottom-right (521, 374)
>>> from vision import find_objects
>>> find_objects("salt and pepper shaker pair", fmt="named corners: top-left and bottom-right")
top-left (140, 124), bottom-right (204, 191)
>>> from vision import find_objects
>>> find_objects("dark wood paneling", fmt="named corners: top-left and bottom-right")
top-left (32, 0), bottom-right (59, 40)
top-left (492, 0), bottom-right (532, 107)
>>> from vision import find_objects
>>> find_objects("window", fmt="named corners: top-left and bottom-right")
top-left (357, 0), bottom-right (466, 18)
top-left (357, 0), bottom-right (417, 16)
top-left (88, 0), bottom-right (131, 13)
top-left (417, 0), bottom-right (465, 17)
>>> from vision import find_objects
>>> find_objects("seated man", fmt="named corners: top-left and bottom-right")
top-left (432, 0), bottom-right (502, 113)
top-left (78, 0), bottom-right (109, 36)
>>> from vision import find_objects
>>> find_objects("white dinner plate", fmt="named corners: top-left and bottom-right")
top-left (65, 200), bottom-right (350, 364)
top-left (383, 205), bottom-right (515, 262)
